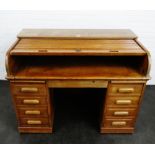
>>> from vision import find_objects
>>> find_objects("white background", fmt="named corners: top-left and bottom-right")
top-left (0, 10), bottom-right (154, 84)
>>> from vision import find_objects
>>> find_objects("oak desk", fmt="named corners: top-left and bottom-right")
top-left (5, 29), bottom-right (151, 133)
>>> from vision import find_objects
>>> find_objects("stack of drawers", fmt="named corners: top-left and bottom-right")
top-left (101, 82), bottom-right (145, 133)
top-left (10, 82), bottom-right (52, 133)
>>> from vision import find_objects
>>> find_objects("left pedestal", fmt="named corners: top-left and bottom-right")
top-left (10, 81), bottom-right (53, 133)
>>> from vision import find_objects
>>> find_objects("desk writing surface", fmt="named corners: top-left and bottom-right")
top-left (12, 56), bottom-right (145, 80)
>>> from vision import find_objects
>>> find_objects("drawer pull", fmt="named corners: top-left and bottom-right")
top-left (25, 110), bottom-right (41, 115)
top-left (114, 111), bottom-right (129, 116)
top-left (21, 87), bottom-right (38, 93)
top-left (23, 99), bottom-right (39, 104)
top-left (116, 100), bottom-right (132, 105)
top-left (118, 88), bottom-right (134, 93)
top-left (112, 121), bottom-right (126, 126)
top-left (27, 120), bottom-right (42, 125)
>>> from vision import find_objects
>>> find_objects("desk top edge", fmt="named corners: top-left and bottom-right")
top-left (17, 29), bottom-right (137, 39)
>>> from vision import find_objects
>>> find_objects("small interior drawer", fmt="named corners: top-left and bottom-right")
top-left (108, 84), bottom-right (143, 96)
top-left (103, 118), bottom-right (134, 128)
top-left (11, 83), bottom-right (47, 96)
top-left (19, 117), bottom-right (49, 127)
top-left (15, 96), bottom-right (48, 106)
top-left (105, 108), bottom-right (136, 117)
top-left (17, 107), bottom-right (48, 117)
top-left (106, 96), bottom-right (140, 107)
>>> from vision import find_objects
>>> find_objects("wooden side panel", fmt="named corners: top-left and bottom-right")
top-left (5, 39), bottom-right (20, 79)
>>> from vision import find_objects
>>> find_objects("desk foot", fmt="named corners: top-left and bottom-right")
top-left (18, 127), bottom-right (53, 133)
top-left (100, 127), bottom-right (134, 134)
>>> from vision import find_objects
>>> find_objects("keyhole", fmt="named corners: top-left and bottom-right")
top-left (76, 49), bottom-right (81, 52)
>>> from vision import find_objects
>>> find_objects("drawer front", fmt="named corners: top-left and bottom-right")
top-left (105, 108), bottom-right (136, 117)
top-left (108, 84), bottom-right (143, 96)
top-left (106, 96), bottom-right (140, 107)
top-left (17, 107), bottom-right (48, 117)
top-left (11, 83), bottom-right (46, 96)
top-left (15, 96), bottom-right (47, 106)
top-left (19, 118), bottom-right (49, 127)
top-left (103, 118), bottom-right (134, 128)
top-left (48, 80), bottom-right (108, 88)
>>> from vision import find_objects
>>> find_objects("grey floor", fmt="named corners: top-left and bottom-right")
top-left (0, 80), bottom-right (155, 144)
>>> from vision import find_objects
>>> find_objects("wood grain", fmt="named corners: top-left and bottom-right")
top-left (14, 39), bottom-right (142, 50)
top-left (105, 96), bottom-right (140, 107)
top-left (10, 49), bottom-right (146, 56)
top-left (12, 56), bottom-right (146, 80)
top-left (47, 80), bottom-right (108, 88)
top-left (17, 29), bottom-right (137, 39)
top-left (108, 84), bottom-right (143, 96)
top-left (17, 107), bottom-right (48, 117)
top-left (11, 83), bottom-right (47, 96)
top-left (15, 96), bottom-right (47, 106)
top-left (6, 29), bottom-right (150, 134)
top-left (105, 108), bottom-right (136, 117)
top-left (19, 117), bottom-right (49, 127)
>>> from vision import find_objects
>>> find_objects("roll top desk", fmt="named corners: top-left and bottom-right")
top-left (5, 29), bottom-right (151, 133)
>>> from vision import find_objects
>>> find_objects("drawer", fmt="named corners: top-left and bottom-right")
top-left (15, 96), bottom-right (47, 106)
top-left (17, 107), bottom-right (48, 117)
top-left (19, 117), bottom-right (49, 127)
top-left (105, 108), bottom-right (136, 117)
top-left (103, 118), bottom-right (134, 128)
top-left (48, 80), bottom-right (108, 88)
top-left (106, 96), bottom-right (140, 107)
top-left (11, 83), bottom-right (46, 96)
top-left (108, 84), bottom-right (143, 96)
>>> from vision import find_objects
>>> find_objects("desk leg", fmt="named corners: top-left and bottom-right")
top-left (47, 88), bottom-right (54, 133)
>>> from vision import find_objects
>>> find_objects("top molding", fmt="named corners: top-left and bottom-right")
top-left (17, 29), bottom-right (137, 39)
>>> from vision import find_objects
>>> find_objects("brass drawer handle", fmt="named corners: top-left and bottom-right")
top-left (23, 99), bottom-right (40, 104)
top-left (21, 87), bottom-right (38, 93)
top-left (25, 110), bottom-right (41, 115)
top-left (114, 111), bottom-right (129, 116)
top-left (112, 121), bottom-right (126, 126)
top-left (118, 88), bottom-right (134, 93)
top-left (27, 120), bottom-right (42, 125)
top-left (116, 100), bottom-right (132, 105)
